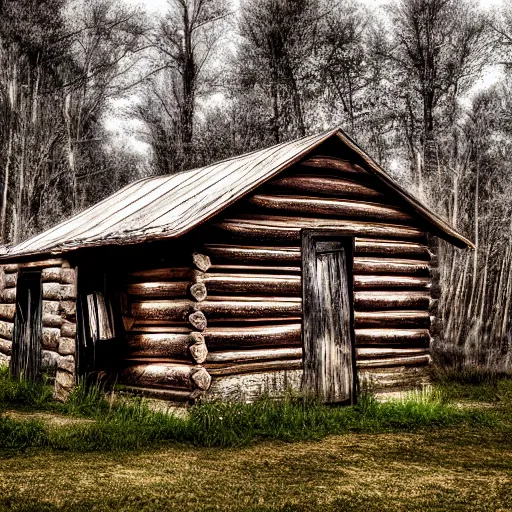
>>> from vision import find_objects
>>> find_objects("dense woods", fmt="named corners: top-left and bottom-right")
top-left (1, 0), bottom-right (511, 369)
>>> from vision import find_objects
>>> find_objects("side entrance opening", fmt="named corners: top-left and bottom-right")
top-left (11, 270), bottom-right (43, 381)
top-left (301, 230), bottom-right (356, 404)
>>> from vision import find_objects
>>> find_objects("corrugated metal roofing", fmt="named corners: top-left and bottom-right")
top-left (0, 128), bottom-right (473, 260)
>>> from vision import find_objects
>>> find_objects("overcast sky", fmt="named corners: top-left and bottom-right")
top-left (111, 0), bottom-right (505, 154)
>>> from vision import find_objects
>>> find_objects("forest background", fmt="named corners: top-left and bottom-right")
top-left (0, 0), bottom-right (511, 368)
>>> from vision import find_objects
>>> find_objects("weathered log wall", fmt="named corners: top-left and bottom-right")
top-left (0, 258), bottom-right (77, 400)
top-left (117, 154), bottom-right (433, 401)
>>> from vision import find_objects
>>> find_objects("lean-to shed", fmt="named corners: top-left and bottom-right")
top-left (0, 128), bottom-right (473, 403)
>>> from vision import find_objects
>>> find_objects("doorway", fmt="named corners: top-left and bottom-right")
top-left (301, 231), bottom-right (356, 404)
top-left (11, 270), bottom-right (43, 381)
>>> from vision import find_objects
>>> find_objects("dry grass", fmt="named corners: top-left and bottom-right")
top-left (0, 426), bottom-right (511, 511)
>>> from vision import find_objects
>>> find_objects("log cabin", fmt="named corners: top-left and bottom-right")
top-left (0, 128), bottom-right (473, 403)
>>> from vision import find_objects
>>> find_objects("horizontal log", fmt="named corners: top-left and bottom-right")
top-left (128, 268), bottom-right (198, 281)
top-left (357, 347), bottom-right (429, 359)
top-left (58, 337), bottom-right (75, 356)
top-left (354, 239), bottom-right (431, 259)
top-left (0, 338), bottom-right (12, 355)
top-left (354, 291), bottom-right (431, 310)
top-left (214, 217), bottom-right (425, 242)
top-left (43, 314), bottom-right (63, 328)
top-left (18, 258), bottom-right (63, 269)
top-left (354, 275), bottom-right (431, 290)
top-left (119, 364), bottom-right (210, 391)
top-left (0, 320), bottom-right (13, 340)
top-left (115, 384), bottom-right (195, 402)
top-left (299, 156), bottom-right (369, 176)
top-left (61, 268), bottom-right (76, 285)
top-left (248, 195), bottom-right (413, 223)
top-left (200, 273), bottom-right (301, 295)
top-left (0, 304), bottom-right (15, 321)
top-left (354, 257), bottom-right (430, 275)
top-left (354, 310), bottom-right (431, 328)
top-left (132, 299), bottom-right (302, 321)
top-left (130, 325), bottom-right (192, 333)
top-left (359, 366), bottom-right (432, 390)
top-left (200, 299), bottom-right (301, 319)
top-left (127, 282), bottom-right (190, 298)
top-left (43, 300), bottom-right (60, 316)
top-left (42, 283), bottom-right (61, 301)
top-left (204, 324), bottom-right (301, 349)
top-left (355, 328), bottom-right (431, 345)
top-left (59, 301), bottom-right (76, 321)
top-left (41, 267), bottom-right (62, 283)
top-left (269, 175), bottom-right (385, 200)
top-left (357, 354), bottom-right (431, 369)
top-left (2, 264), bottom-right (19, 272)
top-left (210, 264), bottom-right (301, 274)
top-left (206, 358), bottom-right (302, 376)
top-left (60, 322), bottom-right (76, 339)
top-left (4, 273), bottom-right (17, 288)
top-left (206, 369), bottom-right (303, 402)
top-left (203, 244), bottom-right (301, 264)
top-left (126, 333), bottom-right (192, 359)
top-left (3, 288), bottom-right (16, 303)
top-left (206, 347), bottom-right (302, 364)
top-left (42, 327), bottom-right (61, 350)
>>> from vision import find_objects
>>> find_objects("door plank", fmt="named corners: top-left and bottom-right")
top-left (302, 232), bottom-right (355, 403)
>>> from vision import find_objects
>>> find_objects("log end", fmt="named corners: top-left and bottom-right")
top-left (189, 282), bottom-right (207, 302)
top-left (189, 311), bottom-right (207, 331)
top-left (192, 253), bottom-right (211, 272)
top-left (189, 340), bottom-right (208, 364)
top-left (191, 367), bottom-right (212, 391)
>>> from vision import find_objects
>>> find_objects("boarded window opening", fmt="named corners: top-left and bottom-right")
top-left (11, 270), bottom-right (42, 381)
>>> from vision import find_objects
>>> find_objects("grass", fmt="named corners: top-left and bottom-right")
top-left (0, 365), bottom-right (507, 452)
top-left (1, 366), bottom-right (512, 510)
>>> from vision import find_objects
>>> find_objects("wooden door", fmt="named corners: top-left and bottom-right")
top-left (11, 270), bottom-right (42, 381)
top-left (302, 231), bottom-right (356, 404)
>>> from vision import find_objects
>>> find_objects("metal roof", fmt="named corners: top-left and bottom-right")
top-left (0, 128), bottom-right (473, 260)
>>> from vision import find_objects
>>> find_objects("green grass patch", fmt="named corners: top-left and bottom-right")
top-left (432, 365), bottom-right (512, 403)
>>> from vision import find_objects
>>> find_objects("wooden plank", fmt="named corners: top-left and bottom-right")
top-left (354, 275), bottom-right (431, 290)
top-left (355, 328), bottom-right (431, 345)
top-left (204, 323), bottom-right (301, 349)
top-left (354, 310), bottom-right (431, 328)
top-left (354, 291), bottom-right (431, 310)
top-left (302, 233), bottom-right (355, 403)
top-left (248, 195), bottom-right (413, 222)
top-left (214, 217), bottom-right (425, 242)
top-left (206, 347), bottom-right (302, 364)
top-left (269, 175), bottom-right (385, 200)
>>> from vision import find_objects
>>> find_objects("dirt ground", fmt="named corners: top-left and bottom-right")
top-left (1, 427), bottom-right (511, 512)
